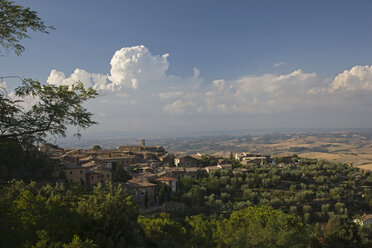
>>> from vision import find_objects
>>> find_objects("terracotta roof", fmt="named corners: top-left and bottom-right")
top-left (156, 171), bottom-right (174, 178)
top-left (156, 176), bottom-right (176, 182)
top-left (140, 172), bottom-right (157, 179)
top-left (206, 166), bottom-right (221, 171)
top-left (219, 164), bottom-right (232, 168)
top-left (170, 167), bottom-right (185, 172)
top-left (81, 161), bottom-right (98, 168)
top-left (79, 156), bottom-right (94, 162)
top-left (67, 153), bottom-right (86, 158)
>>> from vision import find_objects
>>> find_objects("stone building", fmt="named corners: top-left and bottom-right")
top-left (156, 176), bottom-right (177, 192)
top-left (62, 164), bottom-right (87, 185)
top-left (174, 155), bottom-right (201, 167)
top-left (123, 178), bottom-right (157, 208)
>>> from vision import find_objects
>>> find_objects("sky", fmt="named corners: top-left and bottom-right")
top-left (2, 0), bottom-right (372, 137)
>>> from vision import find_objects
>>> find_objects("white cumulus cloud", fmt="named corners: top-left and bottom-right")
top-left (329, 65), bottom-right (372, 93)
top-left (47, 68), bottom-right (108, 90)
top-left (107, 45), bottom-right (169, 90)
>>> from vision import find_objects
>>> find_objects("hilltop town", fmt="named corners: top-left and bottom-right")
top-left (43, 139), bottom-right (297, 210)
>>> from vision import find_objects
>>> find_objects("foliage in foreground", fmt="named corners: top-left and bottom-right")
top-left (1, 79), bottom-right (98, 145)
top-left (0, 181), bottom-right (141, 248)
top-left (2, 180), bottom-right (372, 248)
top-left (0, 0), bottom-right (54, 55)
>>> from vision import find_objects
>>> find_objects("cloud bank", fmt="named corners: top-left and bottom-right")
top-left (45, 45), bottom-right (372, 132)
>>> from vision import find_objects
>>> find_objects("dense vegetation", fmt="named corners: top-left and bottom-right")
top-left (2, 173), bottom-right (372, 248)
top-left (0, 181), bottom-right (141, 247)
top-left (175, 158), bottom-right (372, 224)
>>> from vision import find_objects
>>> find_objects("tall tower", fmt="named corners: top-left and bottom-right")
top-left (141, 139), bottom-right (145, 147)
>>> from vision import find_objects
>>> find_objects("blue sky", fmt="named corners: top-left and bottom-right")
top-left (2, 0), bottom-right (372, 136)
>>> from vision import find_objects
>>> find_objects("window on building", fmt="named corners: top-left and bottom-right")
top-left (70, 179), bottom-right (72, 182)
top-left (80, 170), bottom-right (83, 174)
top-left (91, 176), bottom-right (93, 179)
top-left (70, 171), bottom-right (72, 175)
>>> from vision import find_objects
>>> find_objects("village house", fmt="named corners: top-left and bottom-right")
top-left (86, 171), bottom-right (106, 185)
top-left (156, 170), bottom-right (176, 178)
top-left (97, 155), bottom-right (140, 168)
top-left (38, 143), bottom-right (65, 157)
top-left (78, 156), bottom-right (94, 165)
top-left (92, 167), bottom-right (112, 183)
top-left (159, 153), bottom-right (174, 164)
top-left (218, 158), bottom-right (231, 164)
top-left (205, 166), bottom-right (221, 173)
top-left (122, 178), bottom-right (157, 208)
top-left (62, 164), bottom-right (87, 185)
top-left (218, 163), bottom-right (233, 170)
top-left (156, 176), bottom-right (177, 192)
top-left (241, 156), bottom-right (269, 165)
top-left (81, 160), bottom-right (100, 169)
top-left (61, 154), bottom-right (79, 167)
top-left (118, 139), bottom-right (166, 156)
top-left (137, 169), bottom-right (158, 180)
top-left (169, 167), bottom-right (186, 177)
top-left (185, 167), bottom-right (199, 178)
top-left (174, 155), bottom-right (201, 167)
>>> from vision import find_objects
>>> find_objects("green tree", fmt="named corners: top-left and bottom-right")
top-left (0, 181), bottom-right (142, 248)
top-left (312, 215), bottom-right (363, 247)
top-left (77, 183), bottom-right (141, 247)
top-left (186, 215), bottom-right (216, 248)
top-left (138, 213), bottom-right (187, 247)
top-left (62, 235), bottom-right (97, 248)
top-left (214, 206), bottom-right (308, 248)
top-left (91, 145), bottom-right (101, 150)
top-left (0, 0), bottom-right (54, 55)
top-left (1, 79), bottom-right (98, 145)
top-left (0, 181), bottom-right (84, 247)
top-left (0, 139), bottom-right (60, 182)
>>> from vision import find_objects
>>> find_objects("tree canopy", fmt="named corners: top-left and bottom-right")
top-left (0, 0), bottom-right (54, 55)
top-left (0, 79), bottom-right (98, 145)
